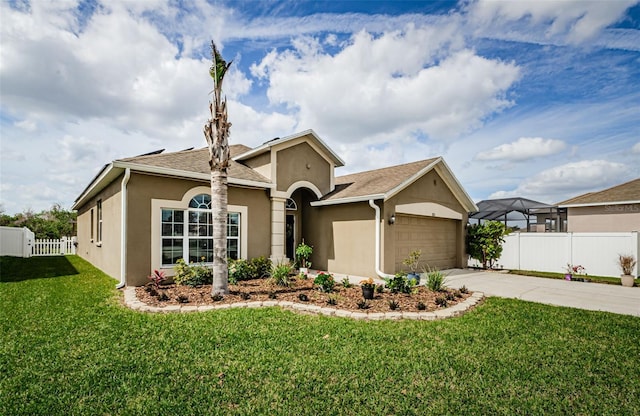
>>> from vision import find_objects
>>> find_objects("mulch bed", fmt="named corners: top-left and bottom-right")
top-left (135, 277), bottom-right (472, 313)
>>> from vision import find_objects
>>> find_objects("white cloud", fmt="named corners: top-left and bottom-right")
top-left (252, 25), bottom-right (520, 143)
top-left (488, 160), bottom-right (631, 203)
top-left (632, 142), bottom-right (640, 154)
top-left (475, 137), bottom-right (566, 161)
top-left (466, 0), bottom-right (637, 44)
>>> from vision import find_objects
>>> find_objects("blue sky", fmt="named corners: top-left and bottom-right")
top-left (1, 0), bottom-right (639, 214)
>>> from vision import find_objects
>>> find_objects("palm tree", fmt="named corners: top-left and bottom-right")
top-left (203, 40), bottom-right (232, 296)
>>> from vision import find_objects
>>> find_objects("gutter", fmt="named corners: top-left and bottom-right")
top-left (368, 199), bottom-right (394, 280)
top-left (116, 168), bottom-right (131, 289)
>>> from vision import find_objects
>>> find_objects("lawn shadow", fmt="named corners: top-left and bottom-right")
top-left (0, 256), bottom-right (79, 282)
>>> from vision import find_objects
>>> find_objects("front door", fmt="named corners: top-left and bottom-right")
top-left (286, 214), bottom-right (295, 261)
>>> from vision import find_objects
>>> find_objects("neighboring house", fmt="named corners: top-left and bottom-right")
top-left (557, 178), bottom-right (640, 232)
top-left (72, 130), bottom-right (477, 286)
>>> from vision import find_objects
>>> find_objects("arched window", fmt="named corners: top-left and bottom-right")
top-left (161, 193), bottom-right (240, 265)
top-left (286, 198), bottom-right (297, 211)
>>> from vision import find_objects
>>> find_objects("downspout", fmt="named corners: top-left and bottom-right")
top-left (116, 168), bottom-right (131, 289)
top-left (368, 199), bottom-right (394, 279)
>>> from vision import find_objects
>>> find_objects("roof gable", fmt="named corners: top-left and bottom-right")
top-left (314, 157), bottom-right (477, 212)
top-left (233, 129), bottom-right (345, 167)
top-left (558, 178), bottom-right (640, 206)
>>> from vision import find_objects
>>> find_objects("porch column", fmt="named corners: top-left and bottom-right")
top-left (270, 197), bottom-right (288, 264)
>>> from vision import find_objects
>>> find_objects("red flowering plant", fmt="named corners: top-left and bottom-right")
top-left (314, 272), bottom-right (335, 293)
top-left (564, 264), bottom-right (586, 280)
top-left (148, 269), bottom-right (166, 290)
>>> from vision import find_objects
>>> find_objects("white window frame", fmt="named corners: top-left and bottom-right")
top-left (152, 186), bottom-right (248, 272)
top-left (96, 199), bottom-right (103, 245)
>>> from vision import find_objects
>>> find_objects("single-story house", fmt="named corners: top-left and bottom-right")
top-left (72, 129), bottom-right (477, 286)
top-left (557, 178), bottom-right (640, 232)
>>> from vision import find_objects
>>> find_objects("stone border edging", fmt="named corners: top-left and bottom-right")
top-left (123, 287), bottom-right (485, 320)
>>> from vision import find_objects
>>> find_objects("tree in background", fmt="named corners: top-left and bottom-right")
top-left (466, 221), bottom-right (507, 269)
top-left (0, 204), bottom-right (76, 239)
top-left (203, 41), bottom-right (232, 296)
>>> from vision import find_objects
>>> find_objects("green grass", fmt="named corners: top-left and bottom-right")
top-left (509, 269), bottom-right (624, 285)
top-left (1, 256), bottom-right (639, 415)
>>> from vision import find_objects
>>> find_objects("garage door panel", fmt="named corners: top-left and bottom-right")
top-left (394, 215), bottom-right (458, 271)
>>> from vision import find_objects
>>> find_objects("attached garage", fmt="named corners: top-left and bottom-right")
top-left (394, 214), bottom-right (459, 271)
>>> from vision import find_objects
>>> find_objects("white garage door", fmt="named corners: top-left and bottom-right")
top-left (394, 215), bottom-right (458, 271)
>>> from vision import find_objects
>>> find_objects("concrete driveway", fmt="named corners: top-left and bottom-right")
top-left (446, 269), bottom-right (640, 317)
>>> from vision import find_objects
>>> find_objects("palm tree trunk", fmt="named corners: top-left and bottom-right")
top-left (211, 168), bottom-right (228, 295)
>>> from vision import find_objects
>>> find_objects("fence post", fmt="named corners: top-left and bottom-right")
top-left (633, 231), bottom-right (639, 277)
top-left (567, 232), bottom-right (573, 267)
top-left (61, 237), bottom-right (67, 255)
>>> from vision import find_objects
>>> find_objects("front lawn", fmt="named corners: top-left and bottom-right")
top-left (1, 256), bottom-right (639, 415)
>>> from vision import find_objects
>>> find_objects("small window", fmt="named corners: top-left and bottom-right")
top-left (286, 198), bottom-right (297, 211)
top-left (90, 209), bottom-right (94, 241)
top-left (189, 194), bottom-right (211, 209)
top-left (97, 200), bottom-right (103, 243)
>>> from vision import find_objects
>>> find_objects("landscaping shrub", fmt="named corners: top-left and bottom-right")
top-left (174, 258), bottom-right (212, 286)
top-left (270, 263), bottom-right (294, 287)
top-left (314, 272), bottom-right (335, 292)
top-left (384, 273), bottom-right (413, 294)
top-left (250, 256), bottom-right (272, 278)
top-left (228, 258), bottom-right (254, 282)
top-left (466, 220), bottom-right (507, 269)
top-left (426, 268), bottom-right (447, 292)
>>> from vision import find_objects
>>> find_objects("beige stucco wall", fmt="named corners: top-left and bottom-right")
top-left (76, 177), bottom-right (122, 280)
top-left (243, 152), bottom-right (271, 180)
top-left (276, 142), bottom-right (331, 195)
top-left (383, 170), bottom-right (468, 273)
top-left (567, 204), bottom-right (640, 232)
top-left (303, 199), bottom-right (377, 278)
top-left (125, 173), bottom-right (271, 286)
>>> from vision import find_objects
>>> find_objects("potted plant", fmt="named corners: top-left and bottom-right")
top-left (402, 249), bottom-right (422, 284)
top-left (564, 264), bottom-right (586, 281)
top-left (360, 278), bottom-right (375, 300)
top-left (295, 241), bottom-right (313, 275)
top-left (618, 254), bottom-right (637, 287)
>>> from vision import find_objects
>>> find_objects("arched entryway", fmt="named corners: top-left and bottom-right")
top-left (284, 187), bottom-right (318, 262)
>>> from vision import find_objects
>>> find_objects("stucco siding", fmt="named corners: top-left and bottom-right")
top-left (384, 169), bottom-right (468, 271)
top-left (303, 201), bottom-right (376, 277)
top-left (126, 173), bottom-right (271, 286)
top-left (76, 177), bottom-right (122, 280)
top-left (567, 205), bottom-right (640, 232)
top-left (276, 142), bottom-right (331, 195)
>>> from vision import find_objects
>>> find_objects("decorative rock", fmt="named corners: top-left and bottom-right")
top-left (123, 287), bottom-right (484, 321)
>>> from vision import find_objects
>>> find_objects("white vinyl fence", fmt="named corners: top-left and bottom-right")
top-left (32, 236), bottom-right (77, 256)
top-left (0, 226), bottom-right (35, 257)
top-left (469, 232), bottom-right (640, 278)
top-left (0, 226), bottom-right (77, 257)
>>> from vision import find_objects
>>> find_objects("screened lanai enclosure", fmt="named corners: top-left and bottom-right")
top-left (469, 197), bottom-right (567, 232)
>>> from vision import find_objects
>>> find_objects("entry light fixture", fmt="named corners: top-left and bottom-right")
top-left (389, 214), bottom-right (396, 225)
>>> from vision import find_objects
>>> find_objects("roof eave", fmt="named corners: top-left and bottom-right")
top-left (233, 129), bottom-right (345, 167)
top-left (382, 158), bottom-right (478, 213)
top-left (310, 194), bottom-right (385, 207)
top-left (71, 161), bottom-right (273, 211)
top-left (559, 200), bottom-right (640, 208)
top-left (114, 161), bottom-right (273, 188)
top-left (72, 163), bottom-right (123, 210)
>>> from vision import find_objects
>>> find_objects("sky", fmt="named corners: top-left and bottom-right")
top-left (1, 0), bottom-right (639, 215)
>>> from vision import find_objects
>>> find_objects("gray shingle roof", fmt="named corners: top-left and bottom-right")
top-left (558, 178), bottom-right (640, 205)
top-left (119, 145), bottom-right (270, 184)
top-left (322, 158), bottom-right (439, 201)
